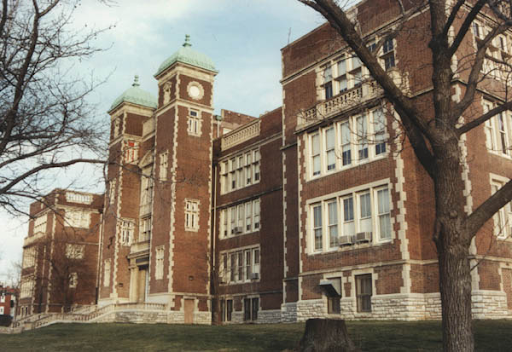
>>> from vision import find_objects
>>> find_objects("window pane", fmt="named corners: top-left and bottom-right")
top-left (313, 205), bottom-right (323, 250)
top-left (337, 60), bottom-right (346, 76)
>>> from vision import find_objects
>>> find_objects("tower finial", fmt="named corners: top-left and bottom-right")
top-left (132, 75), bottom-right (140, 87)
top-left (183, 34), bottom-right (192, 47)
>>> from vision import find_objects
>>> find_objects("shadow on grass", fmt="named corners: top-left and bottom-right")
top-left (0, 320), bottom-right (511, 351)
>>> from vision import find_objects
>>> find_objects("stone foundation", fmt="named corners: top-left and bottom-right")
top-left (281, 302), bottom-right (297, 323)
top-left (257, 309), bottom-right (281, 324)
top-left (471, 290), bottom-right (509, 319)
top-left (296, 291), bottom-right (511, 321)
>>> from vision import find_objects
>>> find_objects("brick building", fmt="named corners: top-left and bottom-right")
top-left (17, 190), bottom-right (103, 317)
top-left (17, 0), bottom-right (512, 325)
top-left (0, 286), bottom-right (16, 317)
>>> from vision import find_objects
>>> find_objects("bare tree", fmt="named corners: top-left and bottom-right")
top-left (0, 0), bottom-right (110, 214)
top-left (298, 0), bottom-right (512, 351)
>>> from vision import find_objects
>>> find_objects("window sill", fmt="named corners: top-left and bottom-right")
top-left (309, 238), bottom-right (393, 256)
top-left (219, 229), bottom-right (260, 241)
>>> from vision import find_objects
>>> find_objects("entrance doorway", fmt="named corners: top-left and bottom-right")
top-left (137, 265), bottom-right (148, 303)
top-left (184, 299), bottom-right (195, 324)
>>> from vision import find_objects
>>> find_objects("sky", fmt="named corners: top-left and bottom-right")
top-left (0, 0), bottom-right (328, 283)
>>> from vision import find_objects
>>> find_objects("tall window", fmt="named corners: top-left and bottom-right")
top-left (356, 115), bottom-right (368, 161)
top-left (124, 140), bottom-right (139, 163)
top-left (310, 185), bottom-right (392, 252)
top-left (155, 246), bottom-right (164, 280)
top-left (377, 188), bottom-right (391, 240)
top-left (311, 132), bottom-right (321, 177)
top-left (65, 210), bottom-right (90, 228)
top-left (327, 200), bottom-right (339, 248)
top-left (324, 65), bottom-right (333, 99)
top-left (187, 109), bottom-right (202, 136)
top-left (34, 214), bottom-right (47, 234)
top-left (109, 179), bottom-right (116, 205)
top-left (309, 108), bottom-right (386, 179)
top-left (221, 199), bottom-right (260, 238)
top-left (185, 200), bottom-right (200, 231)
top-left (140, 217), bottom-right (152, 241)
top-left (356, 274), bottom-right (372, 312)
top-left (104, 260), bottom-right (111, 287)
top-left (65, 244), bottom-right (85, 259)
top-left (325, 127), bottom-right (336, 172)
top-left (484, 100), bottom-right (511, 156)
top-left (159, 151), bottom-right (168, 181)
top-left (69, 272), bottom-right (78, 288)
top-left (491, 179), bottom-right (512, 239)
top-left (120, 219), bottom-right (134, 245)
top-left (341, 121), bottom-right (351, 166)
top-left (220, 149), bottom-right (260, 194)
top-left (313, 204), bottom-right (323, 251)
top-left (22, 247), bottom-right (37, 268)
top-left (381, 38), bottom-right (396, 70)
top-left (222, 247), bottom-right (260, 284)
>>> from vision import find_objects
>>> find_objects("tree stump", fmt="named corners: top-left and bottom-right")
top-left (298, 319), bottom-right (359, 352)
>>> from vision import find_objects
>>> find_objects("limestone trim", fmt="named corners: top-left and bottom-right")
top-left (156, 64), bottom-right (215, 85)
top-left (167, 90), bottom-right (180, 296)
top-left (109, 103), bottom-right (155, 119)
top-left (45, 211), bottom-right (58, 312)
top-left (206, 109), bottom-right (214, 296)
top-left (221, 120), bottom-right (261, 151)
top-left (282, 150), bottom-right (288, 303)
top-left (156, 99), bottom-right (214, 119)
top-left (217, 133), bottom-right (281, 162)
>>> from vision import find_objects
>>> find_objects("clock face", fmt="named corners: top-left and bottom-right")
top-left (189, 85), bottom-right (201, 98)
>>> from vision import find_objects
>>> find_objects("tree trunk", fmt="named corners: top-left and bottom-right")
top-left (437, 232), bottom-right (474, 352)
top-left (298, 319), bottom-right (359, 352)
top-left (434, 138), bottom-right (474, 352)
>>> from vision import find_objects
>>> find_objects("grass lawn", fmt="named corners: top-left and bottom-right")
top-left (1, 320), bottom-right (511, 351)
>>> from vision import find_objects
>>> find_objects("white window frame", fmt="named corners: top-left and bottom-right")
top-left (221, 198), bottom-right (260, 239)
top-left (119, 219), bottom-right (134, 245)
top-left (69, 272), bottom-right (78, 288)
top-left (124, 140), bottom-right (139, 163)
top-left (221, 246), bottom-right (260, 284)
top-left (159, 150), bottom-right (169, 181)
top-left (308, 108), bottom-right (387, 180)
top-left (490, 175), bottom-right (512, 239)
top-left (187, 109), bottom-right (202, 136)
top-left (483, 99), bottom-right (512, 158)
top-left (221, 149), bottom-right (260, 194)
top-left (185, 199), bottom-right (200, 231)
top-left (65, 244), bottom-right (85, 259)
top-left (308, 181), bottom-right (392, 254)
top-left (65, 209), bottom-right (90, 228)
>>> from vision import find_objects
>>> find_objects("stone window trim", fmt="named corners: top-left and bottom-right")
top-left (119, 218), bottom-right (135, 246)
top-left (185, 199), bottom-right (200, 232)
top-left (219, 246), bottom-right (260, 285)
top-left (22, 247), bottom-right (37, 268)
top-left (483, 99), bottom-right (512, 159)
top-left (33, 214), bottom-right (48, 235)
top-left (124, 140), bottom-right (140, 164)
top-left (306, 180), bottom-right (393, 255)
top-left (155, 245), bottom-right (165, 280)
top-left (103, 259), bottom-right (111, 288)
top-left (64, 209), bottom-right (91, 229)
top-left (220, 148), bottom-right (260, 194)
top-left (65, 244), bottom-right (85, 259)
top-left (109, 179), bottom-right (117, 205)
top-left (187, 108), bottom-right (202, 137)
top-left (69, 272), bottom-right (78, 288)
top-left (219, 198), bottom-right (260, 239)
top-left (159, 150), bottom-right (169, 181)
top-left (490, 173), bottom-right (512, 240)
top-left (307, 107), bottom-right (388, 181)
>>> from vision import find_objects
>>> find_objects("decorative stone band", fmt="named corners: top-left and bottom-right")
top-left (298, 80), bottom-right (382, 129)
top-left (221, 120), bottom-right (260, 151)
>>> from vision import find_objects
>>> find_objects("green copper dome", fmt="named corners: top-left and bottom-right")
top-left (155, 35), bottom-right (217, 77)
top-left (109, 75), bottom-right (157, 112)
